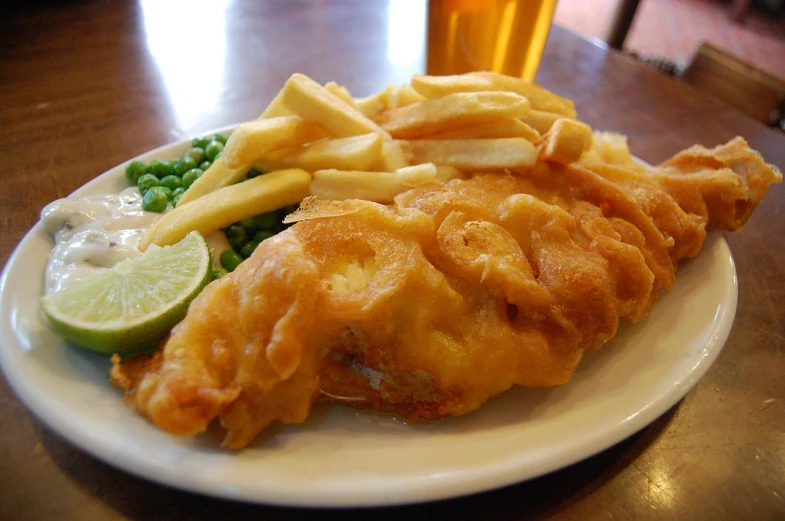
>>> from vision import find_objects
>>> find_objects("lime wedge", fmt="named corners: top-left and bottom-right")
top-left (41, 231), bottom-right (212, 355)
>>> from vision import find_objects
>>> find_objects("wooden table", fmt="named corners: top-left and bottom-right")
top-left (1, 1), bottom-right (783, 519)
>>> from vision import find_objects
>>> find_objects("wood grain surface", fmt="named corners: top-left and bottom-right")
top-left (1, 1), bottom-right (783, 520)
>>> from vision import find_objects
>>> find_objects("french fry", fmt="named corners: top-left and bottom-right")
top-left (253, 148), bottom-right (291, 173)
top-left (300, 122), bottom-right (333, 143)
top-left (177, 157), bottom-right (250, 206)
top-left (222, 116), bottom-right (309, 169)
top-left (411, 72), bottom-right (576, 118)
top-left (260, 90), bottom-right (331, 142)
top-left (435, 165), bottom-right (466, 183)
top-left (406, 138), bottom-right (537, 171)
top-left (354, 90), bottom-right (388, 118)
top-left (255, 133), bottom-right (384, 172)
top-left (165, 73), bottom-right (591, 256)
top-left (384, 84), bottom-right (427, 109)
top-left (397, 84), bottom-right (427, 106)
top-left (471, 72), bottom-right (577, 118)
top-left (581, 131), bottom-right (634, 166)
top-left (374, 91), bottom-right (530, 139)
top-left (259, 89), bottom-right (293, 119)
top-left (536, 118), bottom-right (593, 165)
top-left (377, 140), bottom-right (410, 171)
top-left (325, 81), bottom-right (355, 106)
top-left (384, 85), bottom-right (402, 110)
top-left (310, 163), bottom-right (438, 203)
top-left (396, 163), bottom-right (440, 184)
top-left (519, 109), bottom-right (565, 134)
top-left (410, 73), bottom-right (496, 98)
top-left (426, 117), bottom-right (540, 141)
top-left (355, 85), bottom-right (425, 118)
top-left (141, 169), bottom-right (312, 249)
top-left (281, 73), bottom-right (390, 138)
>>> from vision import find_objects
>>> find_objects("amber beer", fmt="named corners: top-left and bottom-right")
top-left (427, 0), bottom-right (558, 81)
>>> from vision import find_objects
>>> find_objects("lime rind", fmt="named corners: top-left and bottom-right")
top-left (41, 231), bottom-right (212, 355)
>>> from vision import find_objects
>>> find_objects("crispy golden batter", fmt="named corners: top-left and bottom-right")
top-left (112, 138), bottom-right (781, 449)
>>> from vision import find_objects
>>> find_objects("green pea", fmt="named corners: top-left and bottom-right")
top-left (253, 229), bottom-right (276, 243)
top-left (192, 137), bottom-right (211, 149)
top-left (173, 156), bottom-right (197, 175)
top-left (173, 193), bottom-right (184, 207)
top-left (224, 225), bottom-right (247, 250)
top-left (212, 134), bottom-right (228, 145)
top-left (250, 212), bottom-right (277, 229)
top-left (142, 186), bottom-right (170, 212)
top-left (205, 141), bottom-right (224, 161)
top-left (212, 268), bottom-right (229, 280)
top-left (136, 173), bottom-right (160, 194)
top-left (247, 168), bottom-right (263, 179)
top-left (170, 159), bottom-right (185, 176)
top-left (147, 159), bottom-right (173, 179)
top-left (184, 147), bottom-right (206, 164)
top-left (181, 168), bottom-right (204, 189)
top-left (220, 250), bottom-right (244, 272)
top-left (240, 240), bottom-right (260, 259)
top-left (125, 160), bottom-right (147, 185)
top-left (238, 218), bottom-right (258, 233)
top-left (159, 175), bottom-right (183, 191)
top-left (199, 160), bottom-right (212, 170)
top-left (172, 187), bottom-right (185, 197)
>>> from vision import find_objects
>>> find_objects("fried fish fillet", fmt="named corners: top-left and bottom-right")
top-left (112, 137), bottom-right (781, 448)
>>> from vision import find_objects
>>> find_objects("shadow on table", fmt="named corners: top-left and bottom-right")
top-left (40, 404), bottom-right (678, 521)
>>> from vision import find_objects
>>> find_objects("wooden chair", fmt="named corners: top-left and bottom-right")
top-left (681, 43), bottom-right (785, 129)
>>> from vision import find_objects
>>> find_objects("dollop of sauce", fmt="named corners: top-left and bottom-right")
top-left (41, 188), bottom-right (161, 294)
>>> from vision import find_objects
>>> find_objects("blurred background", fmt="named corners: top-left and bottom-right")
top-left (556, 0), bottom-right (783, 76)
top-left (554, 0), bottom-right (785, 130)
top-left (1, 0), bottom-right (782, 138)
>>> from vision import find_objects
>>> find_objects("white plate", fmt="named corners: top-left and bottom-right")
top-left (0, 134), bottom-right (738, 507)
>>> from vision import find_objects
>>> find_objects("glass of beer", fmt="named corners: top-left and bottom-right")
top-left (427, 0), bottom-right (558, 81)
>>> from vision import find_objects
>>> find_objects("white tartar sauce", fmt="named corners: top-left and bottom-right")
top-left (41, 187), bottom-right (161, 294)
top-left (42, 187), bottom-right (231, 295)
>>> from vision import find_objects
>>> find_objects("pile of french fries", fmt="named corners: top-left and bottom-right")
top-left (141, 71), bottom-right (626, 249)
